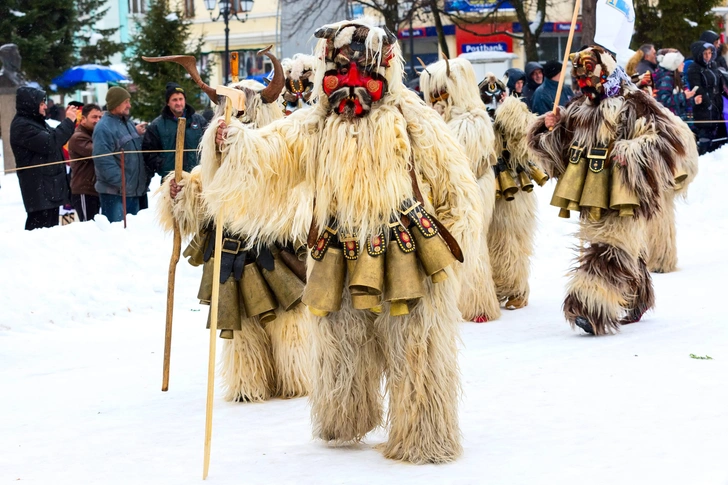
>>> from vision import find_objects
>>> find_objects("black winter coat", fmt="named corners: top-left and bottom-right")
top-left (687, 41), bottom-right (724, 122)
top-left (10, 87), bottom-right (73, 213)
top-left (522, 62), bottom-right (543, 110)
top-left (142, 104), bottom-right (208, 179)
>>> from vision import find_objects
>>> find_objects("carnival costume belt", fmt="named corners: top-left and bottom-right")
top-left (547, 143), bottom-right (689, 220)
top-left (302, 198), bottom-right (463, 317)
top-left (183, 228), bottom-right (307, 339)
top-left (494, 141), bottom-right (549, 201)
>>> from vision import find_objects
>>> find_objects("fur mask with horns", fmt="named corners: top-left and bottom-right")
top-left (313, 19), bottom-right (403, 119)
top-left (570, 45), bottom-right (631, 102)
top-left (419, 57), bottom-right (485, 117)
top-left (478, 73), bottom-right (506, 117)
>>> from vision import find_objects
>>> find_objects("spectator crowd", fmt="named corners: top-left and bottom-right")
top-left (8, 29), bottom-right (727, 230)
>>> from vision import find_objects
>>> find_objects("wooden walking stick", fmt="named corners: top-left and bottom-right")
top-left (552, 0), bottom-right (581, 115)
top-left (203, 85), bottom-right (247, 480)
top-left (162, 117), bottom-right (187, 392)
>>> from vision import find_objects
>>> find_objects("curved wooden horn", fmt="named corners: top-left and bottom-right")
top-left (441, 50), bottom-right (451, 78)
top-left (142, 55), bottom-right (219, 104)
top-left (257, 46), bottom-right (284, 104)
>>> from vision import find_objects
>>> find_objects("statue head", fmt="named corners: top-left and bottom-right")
top-left (0, 43), bottom-right (23, 87)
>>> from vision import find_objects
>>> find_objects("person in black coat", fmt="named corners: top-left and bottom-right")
top-left (699, 30), bottom-right (728, 70)
top-left (521, 61), bottom-right (543, 110)
top-left (687, 41), bottom-right (725, 154)
top-left (10, 87), bottom-right (77, 230)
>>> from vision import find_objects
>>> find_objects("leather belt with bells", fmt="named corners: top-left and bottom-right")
top-left (203, 230), bottom-right (248, 284)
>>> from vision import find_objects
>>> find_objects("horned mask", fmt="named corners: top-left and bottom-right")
top-left (313, 19), bottom-right (402, 119)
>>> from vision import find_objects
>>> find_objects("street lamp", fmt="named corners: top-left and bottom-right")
top-left (204, 0), bottom-right (255, 84)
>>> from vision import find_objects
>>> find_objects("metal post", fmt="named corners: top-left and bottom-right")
top-left (409, 15), bottom-right (415, 79)
top-left (120, 149), bottom-right (127, 229)
top-left (224, 10), bottom-right (230, 85)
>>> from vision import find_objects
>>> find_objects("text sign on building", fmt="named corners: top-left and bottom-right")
top-left (462, 42), bottom-right (508, 53)
top-left (445, 0), bottom-right (514, 12)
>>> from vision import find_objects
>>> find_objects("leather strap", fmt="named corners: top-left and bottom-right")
top-left (407, 159), bottom-right (464, 263)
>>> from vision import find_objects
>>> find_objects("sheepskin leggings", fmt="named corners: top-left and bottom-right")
top-left (309, 281), bottom-right (463, 464)
top-left (458, 173), bottom-right (501, 321)
top-left (375, 283), bottom-right (462, 464)
top-left (563, 215), bottom-right (654, 335)
top-left (488, 192), bottom-right (538, 308)
top-left (309, 301), bottom-right (383, 444)
top-left (645, 190), bottom-right (678, 273)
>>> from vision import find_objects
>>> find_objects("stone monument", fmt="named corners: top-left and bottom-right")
top-left (0, 43), bottom-right (25, 173)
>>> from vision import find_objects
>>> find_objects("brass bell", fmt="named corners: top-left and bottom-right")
top-left (551, 155), bottom-right (588, 210)
top-left (498, 170), bottom-right (519, 201)
top-left (579, 166), bottom-right (609, 221)
top-left (384, 241), bottom-right (426, 316)
top-left (674, 165), bottom-right (688, 189)
top-left (197, 259), bottom-right (214, 305)
top-left (261, 252), bottom-right (305, 311)
top-left (348, 244), bottom-right (385, 310)
top-left (411, 229), bottom-right (455, 284)
top-left (518, 171), bottom-right (534, 193)
top-left (240, 262), bottom-right (278, 322)
top-left (609, 165), bottom-right (639, 217)
top-left (206, 279), bottom-right (243, 334)
top-left (566, 200), bottom-right (581, 212)
top-left (529, 164), bottom-right (550, 186)
top-left (494, 176), bottom-right (502, 200)
top-left (183, 231), bottom-right (207, 267)
top-left (302, 247), bottom-right (346, 317)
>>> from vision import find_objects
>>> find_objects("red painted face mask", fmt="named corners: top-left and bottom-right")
top-left (322, 43), bottom-right (389, 117)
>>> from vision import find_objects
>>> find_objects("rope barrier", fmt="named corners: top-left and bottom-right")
top-left (1, 149), bottom-right (200, 175)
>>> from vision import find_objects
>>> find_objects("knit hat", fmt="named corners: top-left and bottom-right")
top-left (543, 60), bottom-right (562, 79)
top-left (106, 86), bottom-right (130, 111)
top-left (165, 82), bottom-right (185, 102)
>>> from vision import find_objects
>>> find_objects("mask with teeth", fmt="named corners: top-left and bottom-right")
top-left (315, 22), bottom-right (397, 119)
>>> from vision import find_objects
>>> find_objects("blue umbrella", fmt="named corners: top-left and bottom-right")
top-left (52, 64), bottom-right (127, 88)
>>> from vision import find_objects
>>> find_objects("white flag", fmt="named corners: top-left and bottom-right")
top-left (594, 0), bottom-right (636, 55)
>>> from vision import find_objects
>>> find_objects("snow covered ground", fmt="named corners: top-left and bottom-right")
top-left (1, 148), bottom-right (727, 485)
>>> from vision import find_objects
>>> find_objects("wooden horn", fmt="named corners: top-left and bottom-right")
top-left (142, 55), bottom-right (219, 104)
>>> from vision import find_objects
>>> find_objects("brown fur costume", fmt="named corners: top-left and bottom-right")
top-left (419, 57), bottom-right (501, 322)
top-left (157, 79), bottom-right (313, 401)
top-left (644, 111), bottom-right (699, 273)
top-left (527, 46), bottom-right (695, 335)
top-left (200, 19), bottom-right (482, 463)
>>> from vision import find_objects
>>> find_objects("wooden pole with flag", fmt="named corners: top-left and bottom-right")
top-left (552, 0), bottom-right (582, 114)
top-left (162, 117), bottom-right (186, 392)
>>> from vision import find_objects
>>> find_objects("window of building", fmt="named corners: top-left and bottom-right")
top-left (184, 0), bottom-right (195, 18)
top-left (128, 0), bottom-right (147, 15)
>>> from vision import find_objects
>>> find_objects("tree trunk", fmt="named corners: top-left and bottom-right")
top-left (430, 0), bottom-right (450, 57)
top-left (581, 0), bottom-right (597, 47)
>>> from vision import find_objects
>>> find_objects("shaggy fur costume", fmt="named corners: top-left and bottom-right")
top-left (490, 95), bottom-right (539, 308)
top-left (201, 19), bottom-right (482, 463)
top-left (157, 79), bottom-right (313, 401)
top-left (528, 49), bottom-right (694, 335)
top-left (419, 57), bottom-right (501, 322)
top-left (644, 111), bottom-right (699, 273)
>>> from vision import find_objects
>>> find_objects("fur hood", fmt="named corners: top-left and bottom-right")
top-left (658, 51), bottom-right (684, 71)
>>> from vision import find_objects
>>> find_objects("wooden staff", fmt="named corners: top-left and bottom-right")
top-left (203, 95), bottom-right (235, 480)
top-left (121, 148), bottom-right (127, 228)
top-left (162, 117), bottom-right (187, 392)
top-left (552, 0), bottom-right (582, 115)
